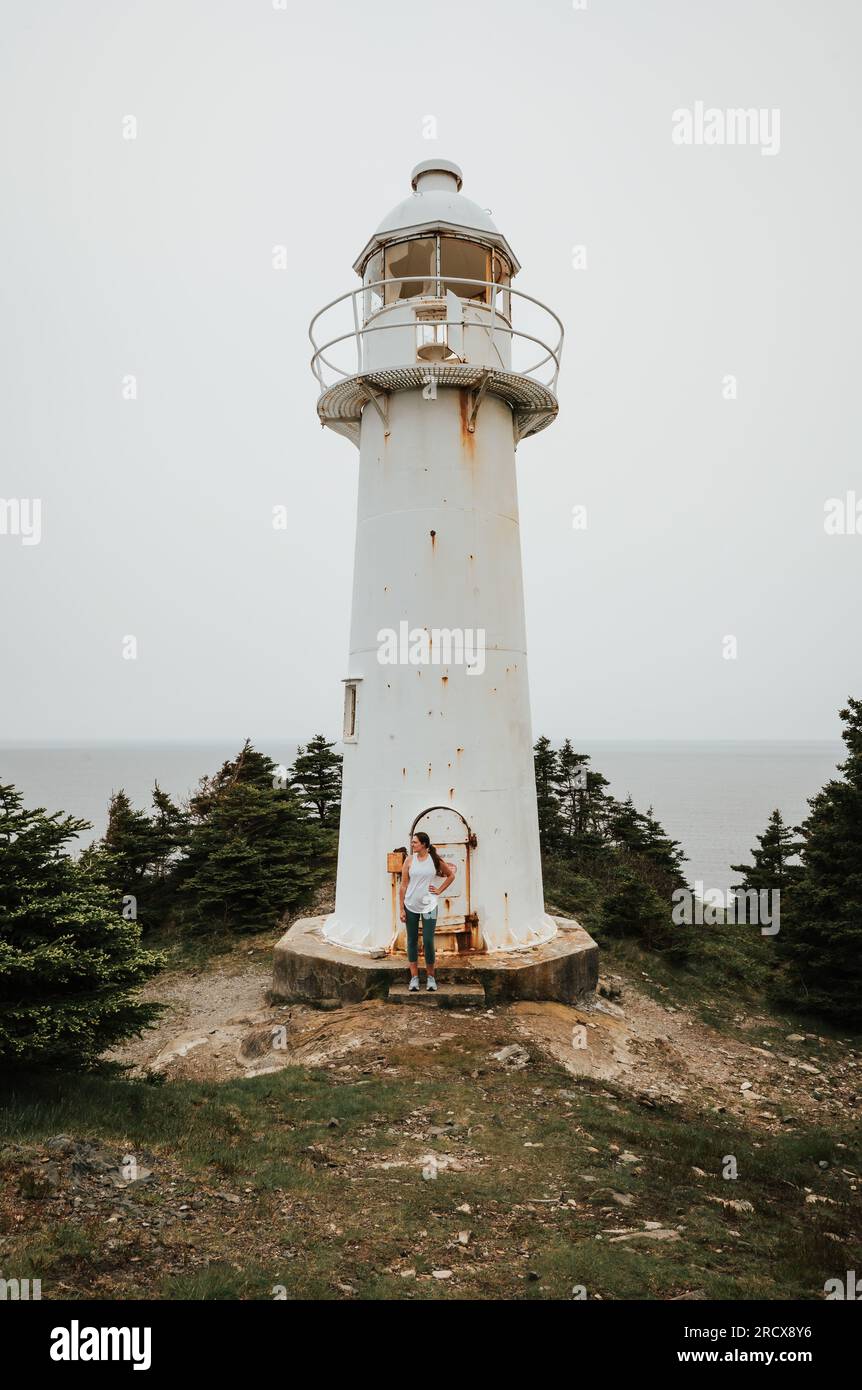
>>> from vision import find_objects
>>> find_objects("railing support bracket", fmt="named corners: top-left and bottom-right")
top-left (467, 371), bottom-right (493, 433)
top-left (358, 382), bottom-right (390, 437)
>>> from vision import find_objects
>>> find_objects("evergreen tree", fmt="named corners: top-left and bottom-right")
top-left (87, 783), bottom-right (187, 931)
top-left (533, 736), bottom-right (562, 852)
top-left (0, 783), bottom-right (164, 1068)
top-left (607, 796), bottom-right (687, 888)
top-left (635, 805), bottom-right (688, 887)
top-left (103, 789), bottom-right (160, 881)
top-left (554, 742), bottom-right (612, 850)
top-left (600, 870), bottom-right (681, 954)
top-left (536, 737), bottom-right (687, 949)
top-left (779, 700), bottom-right (862, 1025)
top-left (149, 782), bottom-right (188, 884)
top-left (178, 742), bottom-right (327, 934)
top-left (607, 795), bottom-right (646, 854)
top-left (188, 739), bottom-right (276, 820)
top-left (290, 735), bottom-right (342, 827)
top-left (179, 830), bottom-right (275, 932)
top-left (731, 809), bottom-right (803, 893)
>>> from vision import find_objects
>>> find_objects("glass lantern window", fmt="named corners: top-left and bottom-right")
top-left (384, 238), bottom-right (437, 303)
top-left (363, 250), bottom-right (384, 318)
top-left (440, 237), bottom-right (489, 302)
top-left (491, 251), bottom-right (511, 319)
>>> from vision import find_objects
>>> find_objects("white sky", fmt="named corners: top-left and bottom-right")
top-left (1, 0), bottom-right (860, 743)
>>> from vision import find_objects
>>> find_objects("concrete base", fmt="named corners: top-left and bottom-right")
top-left (270, 915), bottom-right (599, 1007)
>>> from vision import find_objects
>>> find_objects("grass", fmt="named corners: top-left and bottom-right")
top-left (2, 1024), bottom-right (859, 1301)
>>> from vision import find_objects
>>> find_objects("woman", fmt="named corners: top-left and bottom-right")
top-left (399, 831), bottom-right (456, 991)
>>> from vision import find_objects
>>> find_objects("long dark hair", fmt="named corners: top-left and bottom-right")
top-left (415, 830), bottom-right (444, 876)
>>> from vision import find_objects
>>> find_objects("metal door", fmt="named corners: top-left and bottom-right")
top-left (411, 806), bottom-right (473, 948)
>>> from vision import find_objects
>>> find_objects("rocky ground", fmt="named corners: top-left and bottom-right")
top-left (104, 950), bottom-right (860, 1136)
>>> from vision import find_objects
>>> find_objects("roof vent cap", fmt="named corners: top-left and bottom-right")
top-left (410, 159), bottom-right (463, 193)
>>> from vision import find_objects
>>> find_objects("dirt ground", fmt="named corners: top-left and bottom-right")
top-left (107, 956), bottom-right (860, 1134)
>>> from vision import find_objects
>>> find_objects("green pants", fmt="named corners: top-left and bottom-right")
top-left (405, 907), bottom-right (437, 967)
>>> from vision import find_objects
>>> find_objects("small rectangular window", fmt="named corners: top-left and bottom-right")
top-left (342, 679), bottom-right (360, 740)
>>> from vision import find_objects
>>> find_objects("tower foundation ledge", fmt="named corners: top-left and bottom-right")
top-left (270, 915), bottom-right (599, 1007)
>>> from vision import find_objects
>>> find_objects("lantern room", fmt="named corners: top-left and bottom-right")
top-left (310, 160), bottom-right (563, 445)
top-left (349, 159), bottom-right (518, 372)
top-left (355, 159), bottom-right (517, 312)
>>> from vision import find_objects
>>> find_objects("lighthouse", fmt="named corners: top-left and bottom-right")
top-left (310, 160), bottom-right (564, 958)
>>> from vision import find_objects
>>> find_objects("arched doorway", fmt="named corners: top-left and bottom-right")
top-left (409, 806), bottom-right (478, 954)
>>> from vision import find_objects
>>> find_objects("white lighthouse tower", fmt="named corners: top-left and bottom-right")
top-left (310, 160), bottom-right (564, 958)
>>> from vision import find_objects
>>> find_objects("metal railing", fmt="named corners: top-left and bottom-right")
top-left (309, 276), bottom-right (564, 395)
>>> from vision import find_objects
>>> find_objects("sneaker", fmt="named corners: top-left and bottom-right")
top-left (426, 976), bottom-right (437, 992)
top-left (408, 976), bottom-right (419, 992)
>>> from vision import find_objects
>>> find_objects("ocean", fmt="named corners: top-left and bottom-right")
top-left (0, 740), bottom-right (844, 894)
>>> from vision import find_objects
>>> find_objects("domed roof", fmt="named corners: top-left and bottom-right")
top-left (352, 161), bottom-right (520, 276)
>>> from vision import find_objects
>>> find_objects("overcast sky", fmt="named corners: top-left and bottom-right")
top-left (1, 0), bottom-right (859, 744)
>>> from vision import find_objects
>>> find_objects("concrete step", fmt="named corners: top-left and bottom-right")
top-left (387, 980), bottom-right (485, 1007)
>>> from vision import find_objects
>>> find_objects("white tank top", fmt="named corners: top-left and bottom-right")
top-left (404, 852), bottom-right (437, 911)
